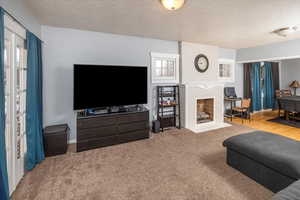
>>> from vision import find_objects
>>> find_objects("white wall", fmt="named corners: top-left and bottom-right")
top-left (233, 64), bottom-right (243, 97)
top-left (236, 38), bottom-right (300, 63)
top-left (219, 48), bottom-right (236, 60)
top-left (0, 0), bottom-right (41, 37)
top-left (218, 48), bottom-right (244, 110)
top-left (218, 48), bottom-right (243, 98)
top-left (280, 58), bottom-right (300, 95)
top-left (223, 63), bottom-right (243, 98)
top-left (42, 25), bottom-right (179, 142)
top-left (180, 42), bottom-right (219, 84)
top-left (179, 45), bottom-right (238, 86)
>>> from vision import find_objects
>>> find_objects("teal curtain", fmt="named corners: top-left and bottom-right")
top-left (25, 31), bottom-right (45, 171)
top-left (0, 7), bottom-right (9, 200)
top-left (251, 62), bottom-right (262, 111)
top-left (263, 62), bottom-right (274, 109)
top-left (0, 169), bottom-right (6, 199)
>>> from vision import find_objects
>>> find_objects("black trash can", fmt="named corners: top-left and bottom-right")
top-left (43, 124), bottom-right (69, 157)
top-left (152, 120), bottom-right (160, 133)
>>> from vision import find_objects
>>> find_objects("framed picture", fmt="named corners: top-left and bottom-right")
top-left (151, 52), bottom-right (179, 84)
top-left (218, 59), bottom-right (235, 82)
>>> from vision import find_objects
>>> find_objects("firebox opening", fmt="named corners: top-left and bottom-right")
top-left (197, 98), bottom-right (214, 124)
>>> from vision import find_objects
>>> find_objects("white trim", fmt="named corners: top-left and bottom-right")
top-left (4, 28), bottom-right (27, 195)
top-left (150, 52), bottom-right (180, 84)
top-left (150, 52), bottom-right (179, 59)
top-left (4, 14), bottom-right (26, 39)
top-left (252, 109), bottom-right (272, 114)
top-left (218, 58), bottom-right (235, 83)
top-left (183, 82), bottom-right (225, 88)
top-left (194, 122), bottom-right (231, 133)
top-left (236, 55), bottom-right (300, 64)
top-left (68, 138), bottom-right (77, 144)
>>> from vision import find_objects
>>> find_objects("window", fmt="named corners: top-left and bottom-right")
top-left (4, 14), bottom-right (27, 194)
top-left (151, 52), bottom-right (179, 84)
top-left (218, 59), bottom-right (235, 82)
top-left (219, 64), bottom-right (231, 77)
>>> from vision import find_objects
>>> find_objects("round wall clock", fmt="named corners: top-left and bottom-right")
top-left (194, 54), bottom-right (209, 73)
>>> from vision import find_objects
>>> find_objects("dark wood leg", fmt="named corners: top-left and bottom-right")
top-left (241, 111), bottom-right (244, 124)
top-left (247, 110), bottom-right (250, 122)
top-left (230, 101), bottom-right (233, 121)
top-left (248, 110), bottom-right (251, 122)
top-left (293, 112), bottom-right (295, 121)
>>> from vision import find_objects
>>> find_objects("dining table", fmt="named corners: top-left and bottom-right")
top-left (277, 96), bottom-right (300, 120)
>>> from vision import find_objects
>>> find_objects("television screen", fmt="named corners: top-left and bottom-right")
top-left (74, 65), bottom-right (148, 110)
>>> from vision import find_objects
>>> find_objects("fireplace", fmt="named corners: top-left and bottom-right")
top-left (180, 83), bottom-right (230, 133)
top-left (179, 41), bottom-right (231, 133)
top-left (197, 98), bottom-right (214, 124)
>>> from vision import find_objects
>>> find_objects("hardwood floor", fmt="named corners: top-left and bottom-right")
top-left (227, 110), bottom-right (300, 141)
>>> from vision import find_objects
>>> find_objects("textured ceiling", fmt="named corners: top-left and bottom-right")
top-left (26, 0), bottom-right (300, 49)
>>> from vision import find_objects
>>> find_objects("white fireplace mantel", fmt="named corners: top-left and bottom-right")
top-left (179, 41), bottom-right (232, 133)
top-left (184, 82), bottom-right (225, 89)
top-left (180, 83), bottom-right (230, 133)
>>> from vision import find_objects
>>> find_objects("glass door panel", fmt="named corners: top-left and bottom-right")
top-left (4, 28), bottom-right (13, 194)
top-left (3, 26), bottom-right (27, 195)
top-left (14, 34), bottom-right (26, 186)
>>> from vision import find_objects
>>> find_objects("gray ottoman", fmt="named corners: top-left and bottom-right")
top-left (272, 180), bottom-right (300, 200)
top-left (223, 131), bottom-right (300, 193)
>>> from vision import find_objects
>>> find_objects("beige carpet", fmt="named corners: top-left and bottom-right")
top-left (12, 124), bottom-right (273, 200)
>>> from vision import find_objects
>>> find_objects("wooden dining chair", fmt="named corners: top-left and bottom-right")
top-left (282, 89), bottom-right (292, 97)
top-left (275, 90), bottom-right (282, 98)
top-left (232, 98), bottom-right (251, 123)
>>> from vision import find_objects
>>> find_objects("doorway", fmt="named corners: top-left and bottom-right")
top-left (4, 15), bottom-right (27, 195)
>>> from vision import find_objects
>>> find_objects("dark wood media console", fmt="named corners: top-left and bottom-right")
top-left (76, 108), bottom-right (150, 152)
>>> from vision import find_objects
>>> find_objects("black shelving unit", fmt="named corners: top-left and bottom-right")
top-left (157, 85), bottom-right (181, 132)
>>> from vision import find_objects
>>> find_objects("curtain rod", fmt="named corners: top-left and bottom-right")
top-left (3, 9), bottom-right (45, 43)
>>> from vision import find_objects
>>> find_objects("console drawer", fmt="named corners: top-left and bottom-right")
top-left (118, 130), bottom-right (149, 144)
top-left (117, 112), bottom-right (149, 124)
top-left (77, 126), bottom-right (118, 140)
top-left (77, 115), bottom-right (116, 129)
top-left (118, 121), bottom-right (149, 134)
top-left (77, 136), bottom-right (117, 152)
top-left (76, 109), bottom-right (149, 152)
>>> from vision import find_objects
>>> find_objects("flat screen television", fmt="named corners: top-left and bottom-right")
top-left (74, 65), bottom-right (148, 110)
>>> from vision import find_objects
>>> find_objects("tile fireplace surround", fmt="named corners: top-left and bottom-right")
top-left (180, 82), bottom-right (230, 133)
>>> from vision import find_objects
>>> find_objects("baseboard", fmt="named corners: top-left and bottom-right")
top-left (252, 109), bottom-right (272, 113)
top-left (68, 138), bottom-right (77, 144)
top-left (191, 122), bottom-right (232, 133)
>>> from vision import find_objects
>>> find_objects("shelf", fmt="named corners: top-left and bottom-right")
top-left (157, 85), bottom-right (181, 132)
top-left (158, 104), bottom-right (178, 107)
top-left (159, 93), bottom-right (176, 97)
top-left (158, 114), bottom-right (178, 119)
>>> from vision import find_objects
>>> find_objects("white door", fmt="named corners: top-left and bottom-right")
top-left (4, 17), bottom-right (27, 195)
top-left (4, 28), bottom-right (13, 194)
top-left (14, 33), bottom-right (27, 187)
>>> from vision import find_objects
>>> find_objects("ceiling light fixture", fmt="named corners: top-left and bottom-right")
top-left (161, 0), bottom-right (185, 11)
top-left (271, 26), bottom-right (298, 37)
